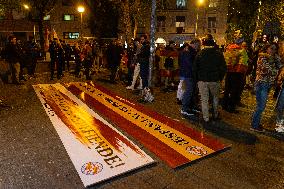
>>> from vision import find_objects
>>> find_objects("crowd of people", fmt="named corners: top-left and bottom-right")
top-left (1, 35), bottom-right (39, 84)
top-left (0, 32), bottom-right (283, 133)
top-left (174, 33), bottom-right (284, 133)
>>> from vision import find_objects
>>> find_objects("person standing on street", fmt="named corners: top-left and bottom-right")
top-left (193, 34), bottom-right (227, 126)
top-left (126, 38), bottom-right (142, 90)
top-left (106, 39), bottom-right (123, 83)
top-left (179, 39), bottom-right (201, 117)
top-left (251, 43), bottom-right (282, 132)
top-left (82, 41), bottom-right (93, 80)
top-left (4, 36), bottom-right (22, 84)
top-left (137, 34), bottom-right (154, 102)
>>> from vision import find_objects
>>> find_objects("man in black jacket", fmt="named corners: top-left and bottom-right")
top-left (193, 34), bottom-right (227, 126)
top-left (4, 36), bottom-right (22, 84)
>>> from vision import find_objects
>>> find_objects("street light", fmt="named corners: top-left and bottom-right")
top-left (23, 4), bottom-right (30, 10)
top-left (77, 6), bottom-right (85, 39)
top-left (195, 0), bottom-right (204, 37)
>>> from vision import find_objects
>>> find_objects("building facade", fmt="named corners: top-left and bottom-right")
top-left (138, 0), bottom-right (228, 46)
top-left (0, 0), bottom-right (91, 46)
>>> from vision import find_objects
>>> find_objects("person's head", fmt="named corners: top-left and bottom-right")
top-left (133, 37), bottom-right (140, 47)
top-left (169, 40), bottom-right (175, 47)
top-left (263, 35), bottom-right (268, 42)
top-left (182, 43), bottom-right (189, 51)
top-left (190, 38), bottom-right (201, 51)
top-left (140, 34), bottom-right (147, 43)
top-left (202, 34), bottom-right (215, 46)
top-left (8, 36), bottom-right (16, 44)
top-left (241, 42), bottom-right (248, 49)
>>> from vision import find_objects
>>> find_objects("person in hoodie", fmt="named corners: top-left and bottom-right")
top-left (179, 39), bottom-right (201, 117)
top-left (193, 34), bottom-right (227, 126)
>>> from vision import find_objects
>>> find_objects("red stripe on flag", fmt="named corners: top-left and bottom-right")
top-left (68, 85), bottom-right (189, 168)
top-left (85, 82), bottom-right (226, 152)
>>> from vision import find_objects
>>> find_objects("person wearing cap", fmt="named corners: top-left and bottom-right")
top-left (193, 34), bottom-right (227, 126)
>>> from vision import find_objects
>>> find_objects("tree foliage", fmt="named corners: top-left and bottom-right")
top-left (226, 0), bottom-right (259, 44)
top-left (85, 0), bottom-right (120, 39)
top-left (0, 0), bottom-right (20, 12)
top-left (24, 0), bottom-right (58, 51)
top-left (86, 0), bottom-right (169, 41)
top-left (227, 0), bottom-right (284, 44)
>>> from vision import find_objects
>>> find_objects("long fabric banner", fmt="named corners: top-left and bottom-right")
top-left (33, 84), bottom-right (154, 187)
top-left (66, 82), bottom-right (229, 168)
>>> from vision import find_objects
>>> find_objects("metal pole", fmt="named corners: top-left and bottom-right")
top-left (195, 8), bottom-right (199, 37)
top-left (80, 12), bottom-right (83, 39)
top-left (148, 0), bottom-right (156, 87)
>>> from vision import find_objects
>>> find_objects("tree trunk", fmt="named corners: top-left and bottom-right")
top-left (122, 0), bottom-right (132, 44)
top-left (148, 0), bottom-right (156, 87)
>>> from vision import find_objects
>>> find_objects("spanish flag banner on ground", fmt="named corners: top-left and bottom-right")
top-left (66, 82), bottom-right (229, 168)
top-left (33, 83), bottom-right (154, 187)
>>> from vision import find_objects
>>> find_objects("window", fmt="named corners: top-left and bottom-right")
top-left (157, 16), bottom-right (166, 32)
top-left (208, 17), bottom-right (216, 28)
top-left (63, 32), bottom-right (80, 39)
top-left (176, 0), bottom-right (187, 9)
top-left (63, 14), bottom-right (75, 21)
top-left (208, 0), bottom-right (218, 8)
top-left (208, 17), bottom-right (217, 33)
top-left (62, 0), bottom-right (73, 6)
top-left (43, 15), bottom-right (50, 20)
top-left (176, 16), bottom-right (185, 34)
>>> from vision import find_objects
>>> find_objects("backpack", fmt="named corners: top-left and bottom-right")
top-left (164, 56), bottom-right (174, 69)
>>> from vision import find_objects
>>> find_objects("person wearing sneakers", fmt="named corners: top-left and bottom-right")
top-left (193, 34), bottom-right (227, 126)
top-left (251, 43), bottom-right (282, 132)
top-left (126, 38), bottom-right (143, 90)
top-left (275, 67), bottom-right (284, 133)
top-left (180, 39), bottom-right (201, 117)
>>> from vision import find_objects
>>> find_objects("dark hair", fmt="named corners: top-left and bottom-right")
top-left (169, 40), bottom-right (175, 45)
top-left (134, 37), bottom-right (140, 42)
top-left (8, 35), bottom-right (16, 41)
top-left (180, 43), bottom-right (189, 50)
top-left (140, 34), bottom-right (147, 40)
top-left (190, 38), bottom-right (201, 45)
top-left (202, 34), bottom-right (215, 46)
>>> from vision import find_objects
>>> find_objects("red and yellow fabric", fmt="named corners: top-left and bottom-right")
top-left (159, 49), bottom-right (179, 77)
top-left (66, 82), bottom-right (229, 168)
top-left (224, 44), bottom-right (248, 74)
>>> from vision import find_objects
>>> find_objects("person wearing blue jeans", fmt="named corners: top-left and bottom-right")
top-left (251, 81), bottom-right (272, 130)
top-left (250, 43), bottom-right (282, 132)
top-left (179, 40), bottom-right (201, 116)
